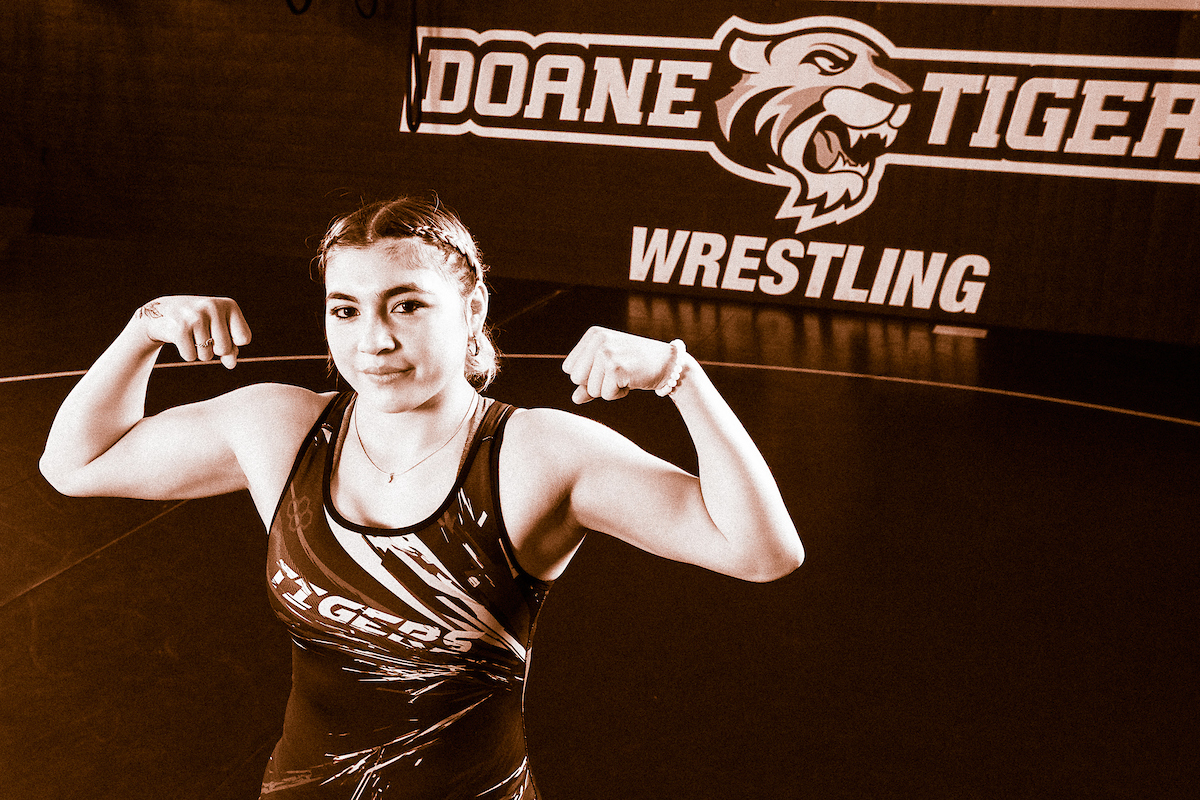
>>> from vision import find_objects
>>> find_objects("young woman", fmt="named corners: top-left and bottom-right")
top-left (40, 196), bottom-right (803, 799)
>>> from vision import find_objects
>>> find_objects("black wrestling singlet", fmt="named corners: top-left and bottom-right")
top-left (263, 393), bottom-right (551, 800)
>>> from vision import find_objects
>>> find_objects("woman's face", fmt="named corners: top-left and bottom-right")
top-left (324, 239), bottom-right (484, 413)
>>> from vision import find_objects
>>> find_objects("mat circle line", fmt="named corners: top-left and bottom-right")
top-left (1, 352), bottom-right (1195, 429)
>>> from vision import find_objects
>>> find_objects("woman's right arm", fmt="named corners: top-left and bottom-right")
top-left (40, 296), bottom-right (262, 500)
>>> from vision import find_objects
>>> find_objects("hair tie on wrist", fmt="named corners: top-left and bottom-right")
top-left (655, 339), bottom-right (686, 397)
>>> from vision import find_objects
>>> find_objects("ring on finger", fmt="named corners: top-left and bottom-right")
top-left (197, 338), bottom-right (214, 349)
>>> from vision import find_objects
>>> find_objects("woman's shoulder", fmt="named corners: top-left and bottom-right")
top-left (225, 381), bottom-right (337, 409)
top-left (501, 405), bottom-right (631, 470)
top-left (220, 382), bottom-right (336, 420)
top-left (212, 383), bottom-right (338, 444)
top-left (212, 384), bottom-right (339, 520)
top-left (505, 405), bottom-right (592, 439)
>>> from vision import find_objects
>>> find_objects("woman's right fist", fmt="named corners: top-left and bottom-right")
top-left (135, 296), bottom-right (252, 369)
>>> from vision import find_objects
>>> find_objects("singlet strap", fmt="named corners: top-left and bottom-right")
top-left (476, 398), bottom-right (516, 442)
top-left (479, 403), bottom-right (553, 591)
top-left (267, 392), bottom-right (348, 534)
top-left (314, 391), bottom-right (354, 445)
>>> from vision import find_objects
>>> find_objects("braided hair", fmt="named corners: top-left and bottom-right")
top-left (316, 195), bottom-right (500, 390)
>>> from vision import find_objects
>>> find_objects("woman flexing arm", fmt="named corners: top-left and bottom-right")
top-left (497, 327), bottom-right (804, 583)
top-left (39, 295), bottom-right (330, 522)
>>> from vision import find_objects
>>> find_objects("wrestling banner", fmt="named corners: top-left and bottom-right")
top-left (393, 2), bottom-right (1199, 343)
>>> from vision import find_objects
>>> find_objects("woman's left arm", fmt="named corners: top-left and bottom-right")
top-left (559, 327), bottom-right (804, 582)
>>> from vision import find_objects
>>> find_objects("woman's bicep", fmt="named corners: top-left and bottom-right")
top-left (562, 421), bottom-right (742, 574)
top-left (55, 397), bottom-right (248, 500)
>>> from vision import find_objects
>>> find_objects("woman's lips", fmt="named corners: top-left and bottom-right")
top-left (360, 366), bottom-right (412, 381)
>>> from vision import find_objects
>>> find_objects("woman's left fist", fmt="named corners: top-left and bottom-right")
top-left (562, 327), bottom-right (675, 404)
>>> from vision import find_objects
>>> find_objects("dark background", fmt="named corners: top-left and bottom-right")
top-left (3, 1), bottom-right (1198, 344)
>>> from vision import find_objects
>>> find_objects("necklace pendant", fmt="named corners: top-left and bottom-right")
top-left (386, 473), bottom-right (394, 483)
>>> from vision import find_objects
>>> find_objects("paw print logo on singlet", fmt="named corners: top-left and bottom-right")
top-left (285, 495), bottom-right (314, 535)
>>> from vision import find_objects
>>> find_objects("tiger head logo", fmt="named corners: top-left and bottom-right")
top-left (712, 17), bottom-right (913, 233)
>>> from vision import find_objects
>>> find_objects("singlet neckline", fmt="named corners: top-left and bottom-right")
top-left (323, 393), bottom-right (497, 537)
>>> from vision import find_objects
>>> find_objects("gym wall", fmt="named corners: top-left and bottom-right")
top-left (3, 0), bottom-right (1198, 344)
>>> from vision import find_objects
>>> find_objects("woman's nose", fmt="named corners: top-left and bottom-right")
top-left (358, 313), bottom-right (397, 353)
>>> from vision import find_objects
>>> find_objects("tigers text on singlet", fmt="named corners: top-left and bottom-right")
top-left (263, 393), bottom-right (552, 800)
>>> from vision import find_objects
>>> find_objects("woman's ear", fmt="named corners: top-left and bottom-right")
top-left (467, 281), bottom-right (488, 333)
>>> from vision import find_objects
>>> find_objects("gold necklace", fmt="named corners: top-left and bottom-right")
top-left (353, 394), bottom-right (477, 483)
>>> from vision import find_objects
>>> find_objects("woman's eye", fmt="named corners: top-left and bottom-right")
top-left (329, 306), bottom-right (357, 319)
top-left (392, 301), bottom-right (423, 314)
